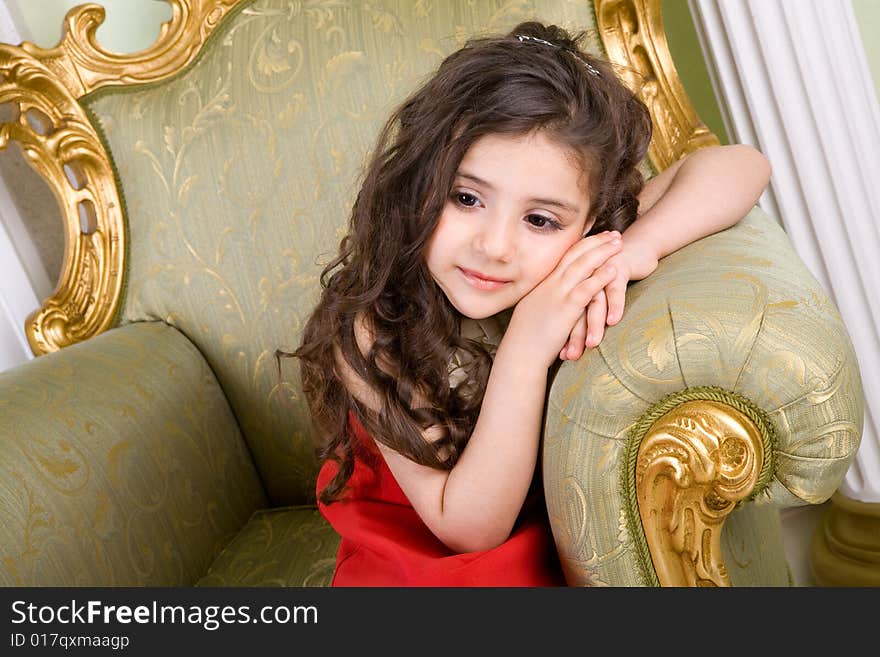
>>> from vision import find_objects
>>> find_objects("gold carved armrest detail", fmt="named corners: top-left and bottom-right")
top-left (594, 0), bottom-right (720, 170)
top-left (0, 0), bottom-right (245, 354)
top-left (634, 399), bottom-right (766, 586)
top-left (0, 45), bottom-right (123, 353)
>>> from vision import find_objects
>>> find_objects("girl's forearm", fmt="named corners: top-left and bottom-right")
top-left (438, 341), bottom-right (549, 552)
top-left (625, 144), bottom-right (771, 261)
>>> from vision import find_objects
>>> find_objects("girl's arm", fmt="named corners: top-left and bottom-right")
top-left (560, 144), bottom-right (771, 359)
top-left (337, 235), bottom-right (622, 553)
top-left (625, 143), bottom-right (771, 272)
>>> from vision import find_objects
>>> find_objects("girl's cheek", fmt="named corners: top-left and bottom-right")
top-left (520, 261), bottom-right (558, 291)
top-left (535, 247), bottom-right (569, 278)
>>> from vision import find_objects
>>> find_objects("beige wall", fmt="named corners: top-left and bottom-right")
top-left (852, 0), bottom-right (880, 94)
top-left (6, 0), bottom-right (170, 53)
top-left (663, 0), bottom-right (730, 145)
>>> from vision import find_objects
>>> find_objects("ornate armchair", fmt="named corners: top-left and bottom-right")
top-left (0, 0), bottom-right (862, 586)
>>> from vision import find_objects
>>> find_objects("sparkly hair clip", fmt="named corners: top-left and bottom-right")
top-left (515, 34), bottom-right (601, 77)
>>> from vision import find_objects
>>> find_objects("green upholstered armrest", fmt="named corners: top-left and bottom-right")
top-left (0, 321), bottom-right (267, 585)
top-left (542, 206), bottom-right (863, 586)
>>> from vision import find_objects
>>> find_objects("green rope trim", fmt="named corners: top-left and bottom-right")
top-left (76, 0), bottom-right (259, 329)
top-left (620, 385), bottom-right (778, 587)
top-left (78, 102), bottom-right (129, 329)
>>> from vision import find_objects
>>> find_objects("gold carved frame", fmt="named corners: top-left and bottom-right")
top-left (0, 0), bottom-right (240, 355)
top-left (1, 0), bottom-right (734, 586)
top-left (595, 0), bottom-right (720, 170)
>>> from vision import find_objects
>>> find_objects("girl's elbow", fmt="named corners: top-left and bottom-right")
top-left (735, 143), bottom-right (772, 184)
top-left (751, 146), bottom-right (772, 184)
top-left (438, 525), bottom-right (511, 554)
top-left (756, 157), bottom-right (772, 194)
top-left (453, 535), bottom-right (508, 554)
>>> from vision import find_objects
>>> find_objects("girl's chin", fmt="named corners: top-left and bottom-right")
top-left (450, 298), bottom-right (514, 320)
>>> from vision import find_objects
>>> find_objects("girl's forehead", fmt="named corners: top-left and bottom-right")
top-left (460, 131), bottom-right (591, 182)
top-left (462, 130), bottom-right (590, 172)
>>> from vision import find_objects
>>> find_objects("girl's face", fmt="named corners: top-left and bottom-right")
top-left (426, 130), bottom-right (593, 320)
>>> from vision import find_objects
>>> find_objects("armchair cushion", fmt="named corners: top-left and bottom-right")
top-left (0, 321), bottom-right (267, 586)
top-left (195, 505), bottom-right (338, 587)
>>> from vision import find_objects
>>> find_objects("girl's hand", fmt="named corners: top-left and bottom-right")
top-left (502, 231), bottom-right (623, 370)
top-left (559, 235), bottom-right (659, 360)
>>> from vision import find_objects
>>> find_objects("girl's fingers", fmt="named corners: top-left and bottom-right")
top-left (585, 290), bottom-right (607, 348)
top-left (572, 263), bottom-right (617, 303)
top-left (561, 238), bottom-right (622, 286)
top-left (604, 273), bottom-right (627, 325)
top-left (557, 230), bottom-right (621, 271)
top-left (561, 311), bottom-right (588, 360)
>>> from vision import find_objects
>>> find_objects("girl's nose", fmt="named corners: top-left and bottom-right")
top-left (473, 214), bottom-right (515, 262)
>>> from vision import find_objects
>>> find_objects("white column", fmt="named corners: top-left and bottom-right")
top-left (0, 2), bottom-right (28, 45)
top-left (0, 2), bottom-right (48, 372)
top-left (0, 200), bottom-right (42, 371)
top-left (689, 0), bottom-right (880, 502)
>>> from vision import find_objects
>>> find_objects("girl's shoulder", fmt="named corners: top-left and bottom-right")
top-left (336, 310), bottom-right (431, 410)
top-left (333, 310), bottom-right (383, 413)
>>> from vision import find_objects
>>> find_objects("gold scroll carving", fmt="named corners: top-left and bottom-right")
top-left (636, 400), bottom-right (764, 586)
top-left (594, 0), bottom-right (721, 170)
top-left (0, 45), bottom-right (123, 354)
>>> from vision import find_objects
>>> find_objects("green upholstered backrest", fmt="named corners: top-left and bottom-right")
top-left (81, 0), bottom-right (603, 506)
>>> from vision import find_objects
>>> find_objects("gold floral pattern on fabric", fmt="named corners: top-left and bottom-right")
top-left (0, 322), bottom-right (267, 586)
top-left (196, 506), bottom-right (339, 587)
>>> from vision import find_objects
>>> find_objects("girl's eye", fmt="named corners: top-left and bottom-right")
top-left (455, 192), bottom-right (480, 207)
top-left (526, 214), bottom-right (562, 231)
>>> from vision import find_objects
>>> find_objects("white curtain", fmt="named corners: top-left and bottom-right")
top-left (689, 0), bottom-right (880, 503)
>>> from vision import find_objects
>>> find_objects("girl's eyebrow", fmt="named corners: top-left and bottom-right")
top-left (456, 170), bottom-right (582, 215)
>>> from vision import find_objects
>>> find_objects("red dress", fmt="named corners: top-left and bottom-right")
top-left (316, 411), bottom-right (567, 587)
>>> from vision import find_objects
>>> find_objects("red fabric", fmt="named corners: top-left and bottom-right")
top-left (316, 412), bottom-right (567, 587)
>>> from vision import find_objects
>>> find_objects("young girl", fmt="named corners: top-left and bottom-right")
top-left (292, 22), bottom-right (771, 586)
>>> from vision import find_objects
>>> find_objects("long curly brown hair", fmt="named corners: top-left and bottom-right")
top-left (291, 22), bottom-right (652, 504)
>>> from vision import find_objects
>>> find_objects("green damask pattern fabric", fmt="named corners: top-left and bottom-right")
top-left (81, 0), bottom-right (603, 507)
top-left (0, 322), bottom-right (267, 586)
top-left (543, 206), bottom-right (862, 586)
top-left (196, 506), bottom-right (339, 587)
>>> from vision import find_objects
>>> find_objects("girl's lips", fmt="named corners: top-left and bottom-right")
top-left (458, 267), bottom-right (511, 290)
